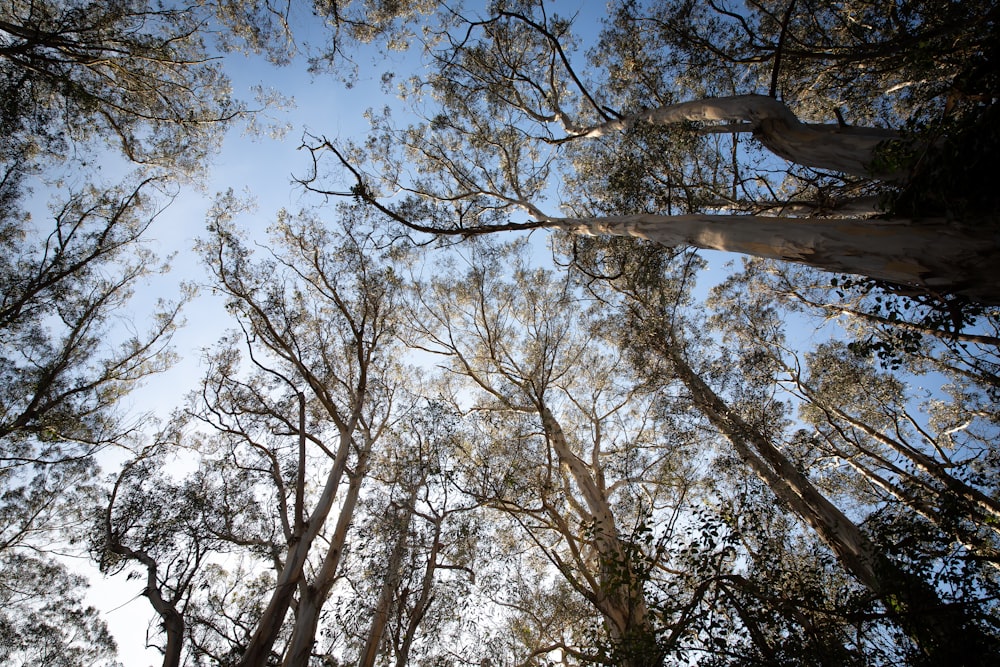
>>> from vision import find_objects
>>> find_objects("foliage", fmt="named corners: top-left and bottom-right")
top-left (3, 1), bottom-right (999, 666)
top-left (0, 0), bottom-right (246, 175)
top-left (0, 552), bottom-right (120, 667)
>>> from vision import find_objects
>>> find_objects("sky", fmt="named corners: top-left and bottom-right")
top-left (39, 2), bottom-right (886, 663)
top-left (20, 3), bottom-right (991, 664)
top-left (74, 4), bottom-right (603, 664)
top-left (72, 21), bottom-right (394, 667)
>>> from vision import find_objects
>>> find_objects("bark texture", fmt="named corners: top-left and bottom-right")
top-left (573, 95), bottom-right (897, 177)
top-left (552, 214), bottom-right (1000, 304)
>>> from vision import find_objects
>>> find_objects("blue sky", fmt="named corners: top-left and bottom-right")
top-left (79, 21), bottom-right (396, 664)
top-left (74, 3), bottom-right (748, 661)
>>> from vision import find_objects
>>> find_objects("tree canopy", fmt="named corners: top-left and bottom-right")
top-left (3, 1), bottom-right (999, 665)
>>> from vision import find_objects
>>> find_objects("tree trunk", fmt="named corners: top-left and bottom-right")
top-left (394, 516), bottom-right (442, 667)
top-left (665, 343), bottom-right (1000, 663)
top-left (538, 405), bottom-right (660, 665)
top-left (282, 450), bottom-right (370, 667)
top-left (238, 429), bottom-right (355, 667)
top-left (572, 94), bottom-right (897, 178)
top-left (667, 347), bottom-right (881, 588)
top-left (104, 462), bottom-right (186, 667)
top-left (550, 214), bottom-right (1000, 305)
top-left (358, 483), bottom-right (419, 667)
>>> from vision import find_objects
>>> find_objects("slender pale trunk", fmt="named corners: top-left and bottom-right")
top-left (562, 95), bottom-right (1000, 304)
top-left (668, 349), bottom-right (880, 587)
top-left (665, 343), bottom-right (1000, 661)
top-left (358, 483), bottom-right (420, 667)
top-left (394, 516), bottom-right (443, 667)
top-left (572, 95), bottom-right (896, 177)
top-left (282, 449), bottom-right (371, 667)
top-left (239, 427), bottom-right (355, 667)
top-left (538, 405), bottom-right (658, 663)
top-left (548, 214), bottom-right (1000, 305)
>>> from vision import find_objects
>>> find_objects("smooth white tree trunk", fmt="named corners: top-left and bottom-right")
top-left (538, 405), bottom-right (654, 653)
top-left (238, 428), bottom-right (355, 667)
top-left (549, 214), bottom-right (1000, 304)
top-left (282, 449), bottom-right (370, 667)
top-left (571, 94), bottom-right (897, 177)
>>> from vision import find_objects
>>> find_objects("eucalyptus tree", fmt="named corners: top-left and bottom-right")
top-left (406, 241), bottom-right (738, 665)
top-left (0, 177), bottom-right (184, 667)
top-left (192, 200), bottom-right (406, 667)
top-left (311, 398), bottom-right (484, 667)
top-left (95, 441), bottom-right (253, 667)
top-left (1, 3), bottom-right (266, 660)
top-left (568, 236), bottom-right (1000, 663)
top-left (0, 0), bottom-right (262, 174)
top-left (300, 0), bottom-right (999, 303)
top-left (707, 259), bottom-right (1000, 567)
top-left (0, 552), bottom-right (119, 667)
top-left (0, 176), bottom-right (185, 619)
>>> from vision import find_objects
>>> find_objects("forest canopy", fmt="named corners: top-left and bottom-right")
top-left (2, 1), bottom-right (999, 666)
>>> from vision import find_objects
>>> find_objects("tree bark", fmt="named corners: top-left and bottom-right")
top-left (538, 405), bottom-right (659, 665)
top-left (550, 213), bottom-right (1000, 305)
top-left (570, 95), bottom-right (897, 178)
top-left (238, 428), bottom-right (355, 667)
top-left (282, 449), bottom-right (370, 667)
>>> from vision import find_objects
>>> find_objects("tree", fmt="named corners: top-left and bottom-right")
top-left (569, 236), bottom-right (1000, 663)
top-left (707, 258), bottom-right (1000, 568)
top-left (0, 553), bottom-right (119, 667)
top-left (357, 403), bottom-right (472, 667)
top-left (407, 241), bottom-right (735, 665)
top-left (1, 178), bottom-right (182, 449)
top-left (192, 200), bottom-right (404, 667)
top-left (1, 176), bottom-right (184, 574)
top-left (299, 0), bottom-right (1000, 303)
top-left (95, 439), bottom-right (254, 667)
top-left (0, 0), bottom-right (250, 175)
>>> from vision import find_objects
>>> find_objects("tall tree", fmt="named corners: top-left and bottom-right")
top-left (299, 0), bottom-right (999, 303)
top-left (0, 553), bottom-right (119, 667)
top-left (571, 236), bottom-right (1000, 663)
top-left (0, 177), bottom-right (185, 650)
top-left (708, 258), bottom-right (1000, 568)
top-left (95, 436), bottom-right (267, 667)
top-left (0, 0), bottom-right (250, 174)
top-left (408, 242), bottom-right (729, 665)
top-left (193, 200), bottom-right (403, 667)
